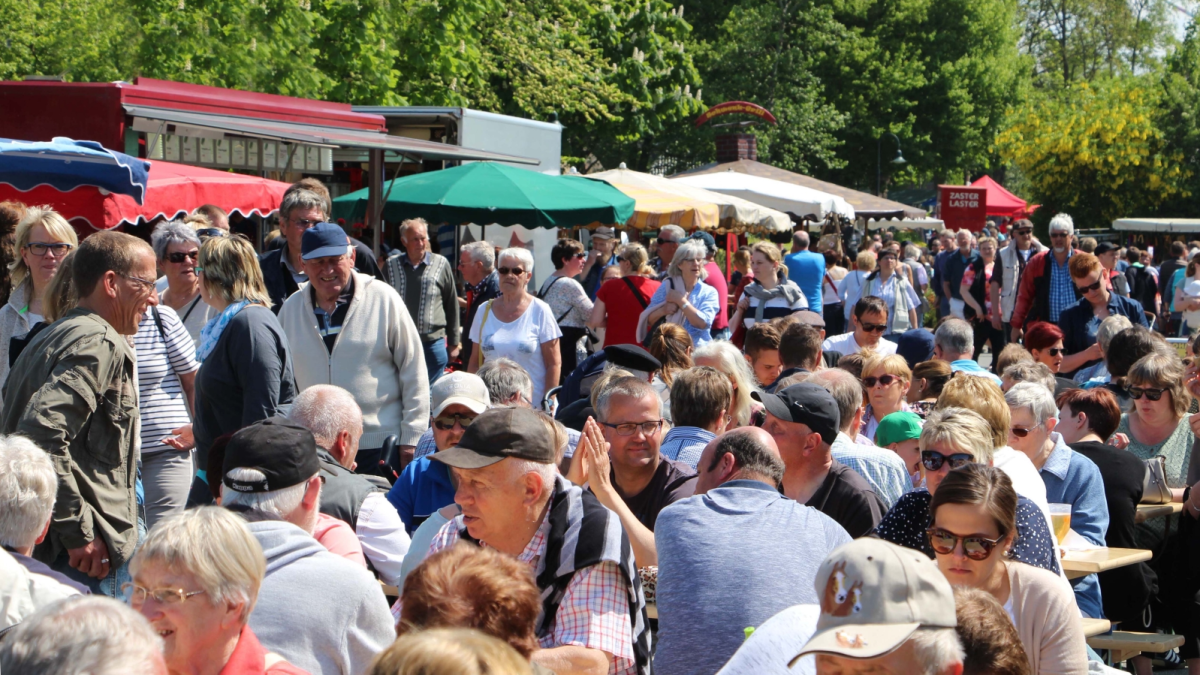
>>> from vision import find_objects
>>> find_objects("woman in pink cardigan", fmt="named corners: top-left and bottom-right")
top-left (928, 464), bottom-right (1088, 675)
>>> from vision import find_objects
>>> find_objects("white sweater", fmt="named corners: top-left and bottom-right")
top-left (279, 272), bottom-right (430, 447)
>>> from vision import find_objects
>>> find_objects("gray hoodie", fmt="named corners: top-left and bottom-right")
top-left (247, 520), bottom-right (394, 675)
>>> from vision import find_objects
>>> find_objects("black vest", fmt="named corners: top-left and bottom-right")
top-left (316, 450), bottom-right (386, 527)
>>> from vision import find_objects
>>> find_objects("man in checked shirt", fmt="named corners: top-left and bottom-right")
top-left (419, 406), bottom-right (651, 675)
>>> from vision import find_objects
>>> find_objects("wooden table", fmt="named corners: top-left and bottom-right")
top-left (1061, 548), bottom-right (1152, 580)
top-left (1081, 618), bottom-right (1111, 638)
top-left (1135, 502), bottom-right (1183, 524)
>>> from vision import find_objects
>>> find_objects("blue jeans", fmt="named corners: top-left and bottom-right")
top-left (50, 516), bottom-right (145, 598)
top-left (424, 338), bottom-right (448, 387)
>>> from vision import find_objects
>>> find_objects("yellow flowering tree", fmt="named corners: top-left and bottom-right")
top-left (995, 79), bottom-right (1188, 228)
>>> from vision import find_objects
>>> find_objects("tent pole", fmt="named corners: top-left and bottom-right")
top-left (368, 148), bottom-right (384, 262)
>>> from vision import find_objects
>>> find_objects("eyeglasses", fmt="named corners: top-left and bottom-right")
top-left (926, 528), bottom-right (1005, 560)
top-left (167, 251), bottom-right (200, 264)
top-left (120, 273), bottom-right (158, 291)
top-left (602, 420), bottom-right (663, 437)
top-left (1010, 424), bottom-right (1040, 438)
top-left (1050, 232), bottom-right (1069, 238)
top-left (862, 374), bottom-right (900, 388)
top-left (497, 267), bottom-right (526, 276)
top-left (860, 322), bottom-right (887, 334)
top-left (433, 413), bottom-right (478, 431)
top-left (24, 242), bottom-right (74, 257)
top-left (122, 582), bottom-right (206, 607)
top-left (921, 450), bottom-right (974, 472)
top-left (290, 218), bottom-right (319, 227)
top-left (1127, 386), bottom-right (1167, 401)
top-left (656, 238), bottom-right (678, 245)
top-left (1075, 279), bottom-right (1102, 293)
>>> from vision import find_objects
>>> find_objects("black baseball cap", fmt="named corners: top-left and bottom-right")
top-left (222, 417), bottom-right (321, 493)
top-left (1094, 242), bottom-right (1118, 255)
top-left (752, 383), bottom-right (840, 445)
top-left (432, 407), bottom-right (556, 469)
top-left (604, 344), bottom-right (662, 373)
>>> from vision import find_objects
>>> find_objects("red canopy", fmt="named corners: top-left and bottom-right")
top-left (969, 175), bottom-right (1035, 217)
top-left (0, 160), bottom-right (289, 231)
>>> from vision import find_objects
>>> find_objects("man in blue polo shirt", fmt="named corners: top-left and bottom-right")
top-left (934, 318), bottom-right (1003, 386)
top-left (785, 230), bottom-right (825, 308)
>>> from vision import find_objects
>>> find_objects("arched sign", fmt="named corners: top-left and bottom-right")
top-left (694, 101), bottom-right (777, 128)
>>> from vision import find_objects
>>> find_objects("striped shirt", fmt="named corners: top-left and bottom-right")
top-left (740, 290), bottom-right (808, 328)
top-left (133, 306), bottom-right (199, 454)
top-left (659, 426), bottom-right (717, 470)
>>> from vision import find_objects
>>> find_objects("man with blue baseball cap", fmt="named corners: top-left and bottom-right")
top-left (278, 222), bottom-right (430, 479)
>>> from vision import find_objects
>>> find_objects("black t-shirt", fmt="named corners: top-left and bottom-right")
top-left (610, 456), bottom-right (697, 530)
top-left (805, 460), bottom-right (885, 538)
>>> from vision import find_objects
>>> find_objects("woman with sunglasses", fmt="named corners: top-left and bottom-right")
top-left (729, 241), bottom-right (807, 331)
top-left (1022, 321), bottom-right (1080, 398)
top-left (928, 464), bottom-right (1087, 675)
top-left (875, 407), bottom-right (1062, 576)
top-left (468, 247), bottom-right (561, 408)
top-left (589, 243), bottom-right (661, 349)
top-left (850, 247), bottom-right (920, 337)
top-left (0, 206), bottom-right (77, 406)
top-left (1058, 252), bottom-right (1150, 377)
top-left (1114, 352), bottom-right (1195, 506)
top-left (152, 219), bottom-right (217, 345)
top-left (860, 353), bottom-right (913, 440)
top-left (538, 238), bottom-right (594, 383)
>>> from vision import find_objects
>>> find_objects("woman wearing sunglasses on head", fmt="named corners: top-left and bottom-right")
top-left (874, 407), bottom-right (1062, 576)
top-left (928, 464), bottom-right (1088, 675)
top-left (152, 219), bottom-right (217, 345)
top-left (1057, 253), bottom-right (1150, 378)
top-left (860, 353), bottom-right (913, 440)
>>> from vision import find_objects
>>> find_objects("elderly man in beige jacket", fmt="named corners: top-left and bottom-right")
top-left (279, 222), bottom-right (429, 477)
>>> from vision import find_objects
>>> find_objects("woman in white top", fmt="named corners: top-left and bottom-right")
top-left (468, 247), bottom-right (562, 407)
top-left (729, 241), bottom-right (807, 330)
top-left (152, 219), bottom-right (217, 344)
top-left (839, 249), bottom-right (875, 324)
top-left (0, 206), bottom-right (77, 407)
top-left (851, 248), bottom-right (921, 335)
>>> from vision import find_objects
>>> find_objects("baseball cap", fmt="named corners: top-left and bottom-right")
top-left (895, 329), bottom-right (935, 370)
top-left (432, 407), bottom-right (555, 469)
top-left (1094, 241), bottom-right (1118, 255)
top-left (431, 371), bottom-right (490, 417)
top-left (752, 383), bottom-right (840, 445)
top-left (604, 344), bottom-right (662, 374)
top-left (688, 231), bottom-right (717, 255)
top-left (794, 309), bottom-right (825, 329)
top-left (593, 226), bottom-right (615, 240)
top-left (791, 539), bottom-right (957, 663)
top-left (874, 412), bottom-right (923, 448)
top-left (301, 221), bottom-right (350, 260)
top-left (222, 417), bottom-right (321, 493)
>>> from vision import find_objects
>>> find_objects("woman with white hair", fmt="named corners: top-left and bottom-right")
top-left (693, 340), bottom-right (761, 428)
top-left (467, 247), bottom-right (561, 407)
top-left (126, 507), bottom-right (309, 674)
top-left (637, 238), bottom-right (720, 347)
top-left (152, 219), bottom-right (216, 344)
top-left (0, 206), bottom-right (78, 406)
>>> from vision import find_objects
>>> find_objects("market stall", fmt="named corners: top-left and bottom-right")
top-left (672, 170), bottom-right (854, 221)
top-left (0, 137), bottom-right (150, 203)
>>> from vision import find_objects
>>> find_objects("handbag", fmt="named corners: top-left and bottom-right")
top-left (1140, 455), bottom-right (1172, 505)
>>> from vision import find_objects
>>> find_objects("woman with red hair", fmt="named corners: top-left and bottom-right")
top-left (1024, 321), bottom-right (1078, 396)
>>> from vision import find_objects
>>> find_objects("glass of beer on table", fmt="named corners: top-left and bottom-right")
top-left (1049, 503), bottom-right (1072, 545)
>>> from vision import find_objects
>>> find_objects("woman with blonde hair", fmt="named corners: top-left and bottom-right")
top-left (693, 340), bottom-right (760, 427)
top-left (193, 235), bottom-right (296, 502)
top-left (860, 353), bottom-right (913, 438)
top-left (729, 241), bottom-right (807, 331)
top-left (0, 206), bottom-right (77, 404)
top-left (647, 323), bottom-right (693, 424)
top-left (589, 242), bottom-right (661, 348)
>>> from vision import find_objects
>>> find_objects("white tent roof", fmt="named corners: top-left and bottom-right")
top-left (671, 170), bottom-right (855, 220)
top-left (588, 168), bottom-right (791, 232)
top-left (866, 217), bottom-right (945, 232)
top-left (1112, 218), bottom-right (1200, 233)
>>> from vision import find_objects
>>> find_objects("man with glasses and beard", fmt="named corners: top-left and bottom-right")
top-left (1011, 213), bottom-right (1083, 342)
top-left (820, 296), bottom-right (898, 357)
top-left (990, 218), bottom-right (1045, 359)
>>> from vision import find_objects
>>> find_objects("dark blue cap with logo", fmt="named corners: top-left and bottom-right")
top-left (301, 221), bottom-right (350, 260)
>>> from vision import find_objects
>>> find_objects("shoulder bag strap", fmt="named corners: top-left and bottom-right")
top-left (622, 277), bottom-right (649, 309)
top-left (152, 305), bottom-right (167, 342)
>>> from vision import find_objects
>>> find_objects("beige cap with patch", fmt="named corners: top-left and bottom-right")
top-left (791, 538), bottom-right (956, 664)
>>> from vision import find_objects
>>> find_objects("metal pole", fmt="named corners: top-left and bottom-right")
top-left (368, 148), bottom-right (384, 261)
top-left (876, 136), bottom-right (881, 197)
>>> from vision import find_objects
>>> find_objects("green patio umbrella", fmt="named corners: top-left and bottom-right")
top-left (331, 162), bottom-right (634, 229)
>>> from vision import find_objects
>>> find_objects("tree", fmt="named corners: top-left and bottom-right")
top-left (1155, 17), bottom-right (1200, 214)
top-left (0, 0), bottom-right (136, 82)
top-left (995, 79), bottom-right (1188, 227)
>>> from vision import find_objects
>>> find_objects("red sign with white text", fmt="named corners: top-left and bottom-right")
top-left (938, 186), bottom-right (987, 232)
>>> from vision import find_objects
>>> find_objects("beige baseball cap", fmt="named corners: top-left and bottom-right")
top-left (791, 539), bottom-right (956, 664)
top-left (431, 371), bottom-right (490, 417)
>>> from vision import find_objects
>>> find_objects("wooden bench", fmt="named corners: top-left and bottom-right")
top-left (1135, 502), bottom-right (1183, 524)
top-left (1087, 631), bottom-right (1185, 663)
top-left (1081, 618), bottom-right (1111, 638)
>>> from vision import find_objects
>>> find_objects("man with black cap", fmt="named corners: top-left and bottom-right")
top-left (426, 407), bottom-right (651, 675)
top-left (557, 343), bottom-right (663, 413)
top-left (754, 383), bottom-right (886, 537)
top-left (1094, 241), bottom-right (1130, 297)
top-left (221, 418), bottom-right (394, 675)
top-left (278, 220), bottom-right (429, 475)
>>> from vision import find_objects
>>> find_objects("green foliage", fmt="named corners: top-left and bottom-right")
top-left (1156, 18), bottom-right (1200, 215)
top-left (0, 0), bottom-right (136, 82)
top-left (995, 79), bottom-right (1188, 227)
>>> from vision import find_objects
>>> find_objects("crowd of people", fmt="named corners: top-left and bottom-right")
top-left (4, 186), bottom-right (1200, 675)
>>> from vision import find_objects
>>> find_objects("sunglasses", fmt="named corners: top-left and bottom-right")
top-left (1014, 228), bottom-right (1033, 236)
top-left (921, 450), bottom-right (974, 472)
top-left (497, 267), bottom-right (526, 276)
top-left (196, 228), bottom-right (226, 239)
top-left (1075, 279), bottom-right (1102, 293)
top-left (860, 322), bottom-right (887, 334)
top-left (926, 528), bottom-right (1005, 560)
top-left (1043, 348), bottom-right (1064, 357)
top-left (167, 251), bottom-right (200, 264)
top-left (1010, 424), bottom-right (1040, 438)
top-left (1127, 386), bottom-right (1167, 401)
top-left (433, 413), bottom-right (478, 430)
top-left (862, 374), bottom-right (900, 388)
top-left (656, 238), bottom-right (678, 245)
top-left (1050, 232), bottom-right (1070, 238)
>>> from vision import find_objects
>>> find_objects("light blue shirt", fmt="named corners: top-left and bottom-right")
top-left (950, 359), bottom-right (1003, 387)
top-left (784, 250), bottom-right (826, 308)
top-left (648, 276), bottom-right (720, 347)
top-left (1039, 432), bottom-right (1109, 619)
top-left (660, 426), bottom-right (718, 470)
top-left (830, 432), bottom-right (910, 509)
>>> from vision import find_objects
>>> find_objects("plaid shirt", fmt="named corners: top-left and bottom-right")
top-left (1047, 250), bottom-right (1075, 322)
top-left (659, 426), bottom-right (717, 470)
top-left (414, 514), bottom-right (636, 675)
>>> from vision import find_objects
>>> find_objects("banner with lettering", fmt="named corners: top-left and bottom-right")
top-left (938, 186), bottom-right (987, 232)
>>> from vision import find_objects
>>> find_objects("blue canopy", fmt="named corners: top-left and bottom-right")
top-left (0, 137), bottom-right (151, 204)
